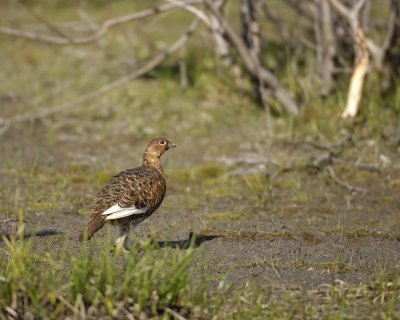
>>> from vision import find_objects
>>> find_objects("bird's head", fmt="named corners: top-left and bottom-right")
top-left (145, 138), bottom-right (176, 159)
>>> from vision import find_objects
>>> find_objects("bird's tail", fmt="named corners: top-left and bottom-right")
top-left (79, 216), bottom-right (105, 241)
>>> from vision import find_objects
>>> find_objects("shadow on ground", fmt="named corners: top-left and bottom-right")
top-left (157, 232), bottom-right (221, 249)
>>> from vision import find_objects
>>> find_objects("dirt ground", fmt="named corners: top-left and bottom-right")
top-left (1, 116), bottom-right (399, 292)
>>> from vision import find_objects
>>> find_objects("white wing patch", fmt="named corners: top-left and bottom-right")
top-left (102, 204), bottom-right (148, 220)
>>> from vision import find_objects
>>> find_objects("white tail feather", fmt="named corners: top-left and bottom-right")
top-left (102, 204), bottom-right (148, 220)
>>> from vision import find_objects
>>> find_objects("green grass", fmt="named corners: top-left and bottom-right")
top-left (0, 227), bottom-right (200, 319)
top-left (1, 227), bottom-right (399, 319)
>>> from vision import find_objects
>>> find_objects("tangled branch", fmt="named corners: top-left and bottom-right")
top-left (0, 1), bottom-right (201, 45)
top-left (0, 19), bottom-right (199, 135)
top-left (205, 0), bottom-right (299, 115)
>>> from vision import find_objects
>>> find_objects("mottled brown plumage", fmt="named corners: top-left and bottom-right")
top-left (79, 138), bottom-right (175, 247)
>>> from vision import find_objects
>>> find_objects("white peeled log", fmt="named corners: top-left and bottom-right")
top-left (329, 0), bottom-right (370, 119)
top-left (342, 24), bottom-right (369, 118)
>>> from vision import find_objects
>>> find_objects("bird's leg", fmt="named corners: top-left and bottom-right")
top-left (114, 224), bottom-right (129, 253)
top-left (125, 222), bottom-right (138, 249)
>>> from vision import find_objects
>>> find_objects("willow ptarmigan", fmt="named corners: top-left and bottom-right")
top-left (80, 138), bottom-right (176, 249)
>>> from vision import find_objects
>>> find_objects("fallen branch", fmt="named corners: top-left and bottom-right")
top-left (293, 130), bottom-right (352, 155)
top-left (332, 158), bottom-right (381, 173)
top-left (269, 134), bottom-right (378, 195)
top-left (306, 135), bottom-right (351, 153)
top-left (326, 165), bottom-right (367, 193)
top-left (0, 19), bottom-right (199, 135)
top-left (0, 1), bottom-right (201, 45)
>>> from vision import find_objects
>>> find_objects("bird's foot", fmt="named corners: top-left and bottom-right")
top-left (115, 246), bottom-right (130, 254)
top-left (114, 235), bottom-right (129, 254)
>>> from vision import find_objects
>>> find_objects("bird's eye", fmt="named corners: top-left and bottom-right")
top-left (159, 140), bottom-right (166, 145)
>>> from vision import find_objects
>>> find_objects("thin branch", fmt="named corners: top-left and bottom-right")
top-left (328, 0), bottom-right (351, 18)
top-left (332, 158), bottom-right (381, 173)
top-left (205, 0), bottom-right (299, 115)
top-left (354, 0), bottom-right (368, 14)
top-left (0, 19), bottom-right (199, 135)
top-left (16, 0), bottom-right (69, 38)
top-left (326, 165), bottom-right (367, 193)
top-left (270, 260), bottom-right (283, 280)
top-left (282, 0), bottom-right (315, 20)
top-left (165, 0), bottom-right (212, 27)
top-left (315, 0), bottom-right (337, 96)
top-left (206, 1), bottom-right (257, 78)
top-left (0, 1), bottom-right (201, 45)
top-left (295, 131), bottom-right (352, 153)
top-left (57, 295), bottom-right (80, 315)
top-left (208, 0), bottom-right (231, 64)
top-left (4, 307), bottom-right (18, 319)
top-left (328, 0), bottom-right (367, 20)
top-left (383, 1), bottom-right (398, 53)
top-left (163, 307), bottom-right (187, 320)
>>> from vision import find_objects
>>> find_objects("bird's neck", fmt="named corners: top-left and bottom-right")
top-left (142, 153), bottom-right (163, 173)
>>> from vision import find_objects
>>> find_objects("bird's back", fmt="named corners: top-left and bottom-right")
top-left (83, 166), bottom-right (166, 239)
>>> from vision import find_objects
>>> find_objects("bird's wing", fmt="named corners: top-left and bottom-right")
top-left (93, 167), bottom-right (164, 222)
top-left (102, 204), bottom-right (148, 220)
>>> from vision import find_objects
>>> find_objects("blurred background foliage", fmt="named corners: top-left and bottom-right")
top-left (1, 0), bottom-right (399, 137)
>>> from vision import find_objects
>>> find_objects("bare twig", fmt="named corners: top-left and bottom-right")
top-left (261, 0), bottom-right (317, 52)
top-left (241, 0), bottom-right (270, 110)
top-left (119, 305), bottom-right (136, 320)
top-left (326, 165), bottom-right (367, 193)
top-left (205, 0), bottom-right (299, 115)
top-left (307, 137), bottom-right (350, 152)
top-left (165, 0), bottom-right (212, 27)
top-left (314, 0), bottom-right (337, 96)
top-left (283, 0), bottom-right (315, 20)
top-left (16, 0), bottom-right (69, 39)
top-left (78, 10), bottom-right (107, 48)
top-left (311, 152), bottom-right (334, 169)
top-left (332, 158), bottom-right (381, 173)
top-left (179, 47), bottom-right (188, 88)
top-left (58, 295), bottom-right (80, 315)
top-left (270, 260), bottom-right (283, 280)
top-left (5, 307), bottom-right (18, 318)
top-left (0, 119), bottom-right (10, 135)
top-left (163, 307), bottom-right (187, 320)
top-left (259, 0), bottom-right (289, 41)
top-left (0, 19), bottom-right (199, 135)
top-left (329, 0), bottom-right (367, 20)
top-left (295, 131), bottom-right (352, 153)
top-left (328, 0), bottom-right (352, 18)
top-left (74, 294), bottom-right (86, 320)
top-left (208, 0), bottom-right (231, 64)
top-left (0, 1), bottom-right (201, 45)
top-left (0, 219), bottom-right (17, 224)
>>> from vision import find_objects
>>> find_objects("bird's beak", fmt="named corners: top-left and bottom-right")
top-left (168, 142), bottom-right (176, 149)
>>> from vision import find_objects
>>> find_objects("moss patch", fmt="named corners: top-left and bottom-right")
top-left (206, 213), bottom-right (242, 221)
top-left (300, 231), bottom-right (323, 245)
top-left (203, 229), bottom-right (295, 241)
